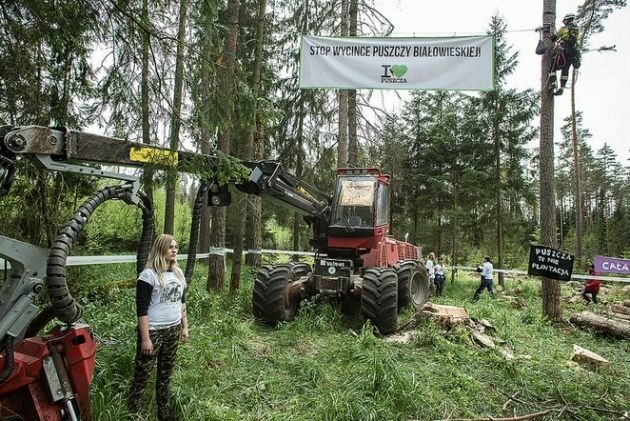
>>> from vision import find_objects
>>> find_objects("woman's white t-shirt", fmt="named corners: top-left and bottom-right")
top-left (138, 268), bottom-right (184, 330)
top-left (426, 259), bottom-right (435, 279)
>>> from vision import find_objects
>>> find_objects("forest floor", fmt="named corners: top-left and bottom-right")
top-left (72, 260), bottom-right (630, 420)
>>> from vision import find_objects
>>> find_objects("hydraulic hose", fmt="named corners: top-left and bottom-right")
top-left (46, 185), bottom-right (134, 324)
top-left (184, 182), bottom-right (209, 284)
top-left (23, 304), bottom-right (54, 338)
top-left (0, 336), bottom-right (14, 383)
top-left (128, 191), bottom-right (154, 276)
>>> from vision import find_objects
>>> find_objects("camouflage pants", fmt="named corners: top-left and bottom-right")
top-left (128, 323), bottom-right (181, 418)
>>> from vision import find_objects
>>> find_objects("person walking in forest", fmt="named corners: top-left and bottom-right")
top-left (473, 256), bottom-right (494, 301)
top-left (434, 257), bottom-right (446, 296)
top-left (128, 234), bottom-right (189, 421)
top-left (425, 252), bottom-right (436, 289)
top-left (548, 12), bottom-right (581, 96)
top-left (582, 263), bottom-right (601, 305)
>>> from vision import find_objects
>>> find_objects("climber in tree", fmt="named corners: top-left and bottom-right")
top-left (548, 12), bottom-right (581, 96)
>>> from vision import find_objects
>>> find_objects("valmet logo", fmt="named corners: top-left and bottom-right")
top-left (381, 64), bottom-right (408, 83)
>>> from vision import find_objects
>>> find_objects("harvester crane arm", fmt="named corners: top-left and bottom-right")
top-left (0, 125), bottom-right (331, 219)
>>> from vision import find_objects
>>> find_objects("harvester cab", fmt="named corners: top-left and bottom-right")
top-left (327, 168), bottom-right (391, 264)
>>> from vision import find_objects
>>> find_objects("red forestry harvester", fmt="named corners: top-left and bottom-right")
top-left (0, 125), bottom-right (429, 419)
top-left (249, 167), bottom-right (430, 334)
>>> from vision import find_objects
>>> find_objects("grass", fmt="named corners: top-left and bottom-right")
top-left (78, 263), bottom-right (630, 420)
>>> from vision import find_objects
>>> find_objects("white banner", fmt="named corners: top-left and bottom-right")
top-left (299, 35), bottom-right (494, 91)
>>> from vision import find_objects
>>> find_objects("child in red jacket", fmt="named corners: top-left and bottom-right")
top-left (582, 263), bottom-right (600, 304)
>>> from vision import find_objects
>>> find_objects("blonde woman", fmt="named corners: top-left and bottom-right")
top-left (128, 234), bottom-right (189, 421)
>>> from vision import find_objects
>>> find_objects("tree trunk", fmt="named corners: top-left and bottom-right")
top-left (337, 0), bottom-right (349, 167)
top-left (539, 0), bottom-right (561, 321)
top-left (233, 0), bottom-right (267, 281)
top-left (38, 170), bottom-right (52, 247)
top-left (164, 0), bottom-right (189, 235)
top-left (198, 5), bottom-right (216, 259)
top-left (42, 43), bottom-right (72, 245)
top-left (570, 69), bottom-right (583, 266)
top-left (141, 0), bottom-right (154, 209)
top-left (569, 311), bottom-right (630, 339)
top-left (245, 126), bottom-right (263, 267)
top-left (208, 0), bottom-right (239, 292)
top-left (292, 214), bottom-right (302, 261)
top-left (292, 109), bottom-right (305, 261)
top-left (346, 0), bottom-right (358, 167)
top-left (494, 98), bottom-right (504, 287)
top-left (558, 196), bottom-right (564, 248)
top-left (451, 178), bottom-right (458, 284)
top-left (208, 207), bottom-right (226, 291)
top-left (244, 1), bottom-right (267, 268)
top-left (230, 190), bottom-right (245, 294)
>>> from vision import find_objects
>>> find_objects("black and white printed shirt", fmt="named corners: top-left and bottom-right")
top-left (136, 268), bottom-right (185, 330)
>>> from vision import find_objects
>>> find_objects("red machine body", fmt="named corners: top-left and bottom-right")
top-left (0, 325), bottom-right (96, 420)
top-left (253, 167), bottom-right (429, 335)
top-left (327, 168), bottom-right (420, 267)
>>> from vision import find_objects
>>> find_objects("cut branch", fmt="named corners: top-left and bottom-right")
top-left (440, 410), bottom-right (550, 421)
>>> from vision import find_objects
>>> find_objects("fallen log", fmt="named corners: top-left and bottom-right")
top-left (612, 304), bottom-right (630, 316)
top-left (569, 311), bottom-right (630, 339)
top-left (608, 311), bottom-right (630, 321)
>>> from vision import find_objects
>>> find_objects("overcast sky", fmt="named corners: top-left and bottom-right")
top-left (373, 0), bottom-right (630, 163)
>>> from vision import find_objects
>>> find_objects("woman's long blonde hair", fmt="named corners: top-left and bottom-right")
top-left (146, 234), bottom-right (186, 289)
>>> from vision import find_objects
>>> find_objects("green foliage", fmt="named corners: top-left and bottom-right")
top-left (178, 151), bottom-right (250, 185)
top-left (80, 187), bottom-right (192, 255)
top-left (81, 264), bottom-right (630, 420)
top-left (0, 0), bottom-right (101, 126)
top-left (263, 217), bottom-right (293, 250)
top-left (0, 160), bottom-right (100, 245)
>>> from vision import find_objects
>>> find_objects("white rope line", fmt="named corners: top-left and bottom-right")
top-left (454, 265), bottom-right (630, 283)
top-left (3, 254), bottom-right (629, 283)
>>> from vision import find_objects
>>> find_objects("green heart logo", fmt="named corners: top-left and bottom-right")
top-left (391, 64), bottom-right (407, 77)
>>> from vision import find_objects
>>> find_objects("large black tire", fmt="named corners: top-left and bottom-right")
top-left (252, 265), bottom-right (297, 325)
top-left (394, 260), bottom-right (418, 311)
top-left (410, 261), bottom-right (431, 309)
top-left (361, 267), bottom-right (398, 334)
top-left (289, 262), bottom-right (311, 279)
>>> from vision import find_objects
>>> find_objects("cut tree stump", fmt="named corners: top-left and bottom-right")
top-left (397, 303), bottom-right (469, 331)
top-left (570, 344), bottom-right (611, 369)
top-left (569, 311), bottom-right (630, 339)
top-left (423, 302), bottom-right (469, 319)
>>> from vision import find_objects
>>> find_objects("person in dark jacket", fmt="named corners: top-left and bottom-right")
top-left (434, 257), bottom-right (446, 297)
top-left (548, 12), bottom-right (581, 96)
top-left (582, 263), bottom-right (601, 304)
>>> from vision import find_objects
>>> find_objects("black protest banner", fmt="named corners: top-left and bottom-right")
top-left (528, 245), bottom-right (574, 281)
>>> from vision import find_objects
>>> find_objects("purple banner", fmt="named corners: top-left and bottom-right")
top-left (594, 255), bottom-right (630, 274)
